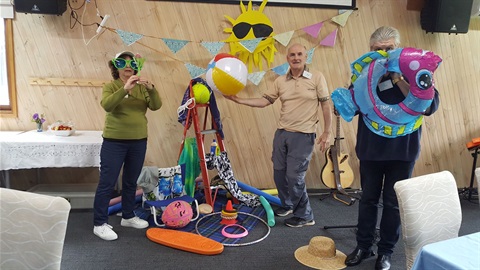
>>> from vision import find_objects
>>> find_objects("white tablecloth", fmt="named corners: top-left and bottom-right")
top-left (0, 130), bottom-right (103, 170)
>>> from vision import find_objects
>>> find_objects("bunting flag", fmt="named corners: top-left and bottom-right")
top-left (161, 38), bottom-right (190, 54)
top-left (302, 22), bottom-right (324, 38)
top-left (239, 37), bottom-right (263, 53)
top-left (107, 10), bottom-right (353, 86)
top-left (116, 29), bottom-right (143, 46)
top-left (320, 29), bottom-right (338, 47)
top-left (273, 31), bottom-right (294, 47)
top-left (271, 62), bottom-right (289, 76)
top-left (306, 48), bottom-right (315, 64)
top-left (247, 71), bottom-right (266, 86)
top-left (184, 63), bottom-right (206, 79)
top-left (201, 41), bottom-right (225, 56)
top-left (331, 10), bottom-right (353, 27)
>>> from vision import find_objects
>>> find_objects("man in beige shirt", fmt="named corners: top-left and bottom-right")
top-left (224, 43), bottom-right (332, 227)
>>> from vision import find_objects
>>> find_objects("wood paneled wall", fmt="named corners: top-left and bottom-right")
top-left (1, 0), bottom-right (479, 191)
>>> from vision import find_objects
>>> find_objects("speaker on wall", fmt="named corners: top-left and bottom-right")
top-left (14, 0), bottom-right (67, 15)
top-left (421, 0), bottom-right (474, 34)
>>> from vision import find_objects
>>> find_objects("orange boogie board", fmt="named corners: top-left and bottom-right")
top-left (146, 228), bottom-right (224, 255)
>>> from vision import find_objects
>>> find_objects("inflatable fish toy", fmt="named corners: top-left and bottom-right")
top-left (331, 47), bottom-right (442, 138)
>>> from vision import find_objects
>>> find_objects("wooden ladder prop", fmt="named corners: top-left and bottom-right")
top-left (178, 80), bottom-right (225, 207)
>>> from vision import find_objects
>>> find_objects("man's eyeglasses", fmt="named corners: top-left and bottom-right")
top-left (112, 58), bottom-right (142, 71)
top-left (232, 22), bottom-right (273, 39)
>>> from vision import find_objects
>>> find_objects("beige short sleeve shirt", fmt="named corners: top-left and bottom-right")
top-left (263, 68), bottom-right (329, 133)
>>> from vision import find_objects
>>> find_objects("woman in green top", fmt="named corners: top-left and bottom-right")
top-left (93, 51), bottom-right (162, 241)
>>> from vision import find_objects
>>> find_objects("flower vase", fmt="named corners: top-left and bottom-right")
top-left (36, 122), bottom-right (43, 132)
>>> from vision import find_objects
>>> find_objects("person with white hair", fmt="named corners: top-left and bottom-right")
top-left (344, 26), bottom-right (440, 270)
top-left (224, 43), bottom-right (332, 228)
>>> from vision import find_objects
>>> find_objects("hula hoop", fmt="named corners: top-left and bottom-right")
top-left (195, 211), bottom-right (271, 247)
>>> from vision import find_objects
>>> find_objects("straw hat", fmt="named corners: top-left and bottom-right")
top-left (294, 236), bottom-right (347, 270)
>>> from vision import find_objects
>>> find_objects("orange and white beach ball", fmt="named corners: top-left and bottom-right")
top-left (205, 53), bottom-right (248, 96)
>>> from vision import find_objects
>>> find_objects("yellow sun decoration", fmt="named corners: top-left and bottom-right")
top-left (223, 0), bottom-right (277, 72)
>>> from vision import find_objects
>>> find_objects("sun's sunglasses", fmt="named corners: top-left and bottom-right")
top-left (112, 58), bottom-right (143, 71)
top-left (232, 22), bottom-right (273, 39)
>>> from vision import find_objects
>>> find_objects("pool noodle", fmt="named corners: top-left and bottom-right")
top-left (109, 189), bottom-right (144, 206)
top-left (108, 194), bottom-right (143, 215)
top-left (259, 195), bottom-right (275, 227)
top-left (236, 180), bottom-right (281, 206)
top-left (243, 189), bottom-right (278, 196)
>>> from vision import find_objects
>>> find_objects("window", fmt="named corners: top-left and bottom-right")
top-left (0, 18), bottom-right (17, 117)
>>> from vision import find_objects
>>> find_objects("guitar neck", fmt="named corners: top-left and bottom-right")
top-left (334, 115), bottom-right (341, 155)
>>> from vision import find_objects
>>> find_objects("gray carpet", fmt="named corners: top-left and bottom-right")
top-left (61, 192), bottom-right (479, 270)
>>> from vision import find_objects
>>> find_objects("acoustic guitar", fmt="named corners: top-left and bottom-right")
top-left (321, 114), bottom-right (355, 204)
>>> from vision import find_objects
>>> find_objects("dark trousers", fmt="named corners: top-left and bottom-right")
top-left (93, 139), bottom-right (147, 226)
top-left (356, 160), bottom-right (415, 255)
top-left (272, 129), bottom-right (315, 220)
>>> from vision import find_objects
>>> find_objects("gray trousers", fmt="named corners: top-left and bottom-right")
top-left (272, 129), bottom-right (314, 220)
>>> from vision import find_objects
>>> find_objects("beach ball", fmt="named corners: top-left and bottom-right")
top-left (206, 53), bottom-right (248, 96)
top-left (161, 200), bottom-right (193, 229)
top-left (192, 82), bottom-right (211, 104)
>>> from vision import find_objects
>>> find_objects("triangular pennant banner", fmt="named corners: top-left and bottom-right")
top-left (306, 48), bottom-right (315, 64)
top-left (161, 38), bottom-right (190, 54)
top-left (272, 62), bottom-right (290, 76)
top-left (239, 38), bottom-right (262, 53)
top-left (302, 22), bottom-right (323, 38)
top-left (116, 29), bottom-right (144, 46)
top-left (332, 10), bottom-right (353, 27)
top-left (247, 71), bottom-right (266, 86)
top-left (320, 29), bottom-right (338, 47)
top-left (273, 31), bottom-right (294, 47)
top-left (201, 41), bottom-right (225, 56)
top-left (184, 63), bottom-right (206, 78)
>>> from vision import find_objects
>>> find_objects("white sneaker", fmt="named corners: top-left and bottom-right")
top-left (121, 216), bottom-right (149, 229)
top-left (93, 223), bottom-right (118, 241)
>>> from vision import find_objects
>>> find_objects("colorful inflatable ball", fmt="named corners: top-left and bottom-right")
top-left (161, 200), bottom-right (193, 229)
top-left (205, 53), bottom-right (248, 96)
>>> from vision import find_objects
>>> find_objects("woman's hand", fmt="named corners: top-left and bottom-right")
top-left (124, 75), bottom-right (154, 92)
top-left (124, 75), bottom-right (139, 94)
top-left (136, 77), bottom-right (154, 90)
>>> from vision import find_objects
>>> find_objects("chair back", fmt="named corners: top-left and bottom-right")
top-left (394, 170), bottom-right (462, 270)
top-left (476, 168), bottom-right (480, 205)
top-left (0, 188), bottom-right (71, 270)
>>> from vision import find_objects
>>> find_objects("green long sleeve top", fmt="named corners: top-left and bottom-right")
top-left (101, 79), bottom-right (162, 140)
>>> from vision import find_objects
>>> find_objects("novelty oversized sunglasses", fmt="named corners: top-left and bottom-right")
top-left (232, 22), bottom-right (273, 39)
top-left (112, 58), bottom-right (142, 71)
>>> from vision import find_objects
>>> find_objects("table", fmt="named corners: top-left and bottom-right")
top-left (411, 232), bottom-right (480, 270)
top-left (0, 130), bottom-right (103, 188)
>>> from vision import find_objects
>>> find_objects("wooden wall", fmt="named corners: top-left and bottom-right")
top-left (1, 0), bottom-right (479, 191)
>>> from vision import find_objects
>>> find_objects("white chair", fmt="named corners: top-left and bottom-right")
top-left (476, 167), bottom-right (480, 205)
top-left (0, 188), bottom-right (71, 270)
top-left (393, 170), bottom-right (462, 270)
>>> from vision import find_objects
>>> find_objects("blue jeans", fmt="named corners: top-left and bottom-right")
top-left (93, 139), bottom-right (147, 226)
top-left (356, 160), bottom-right (415, 255)
top-left (272, 129), bottom-right (315, 221)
